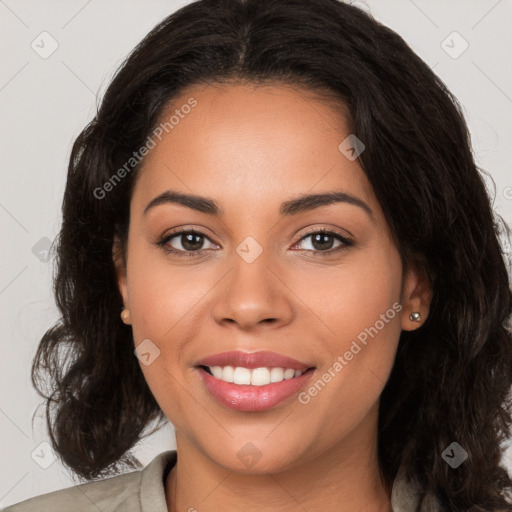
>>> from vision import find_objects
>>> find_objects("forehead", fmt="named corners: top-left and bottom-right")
top-left (131, 82), bottom-right (377, 216)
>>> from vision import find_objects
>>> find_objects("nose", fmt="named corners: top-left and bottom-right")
top-left (212, 249), bottom-right (294, 331)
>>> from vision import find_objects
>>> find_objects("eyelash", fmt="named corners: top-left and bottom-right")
top-left (154, 227), bottom-right (354, 258)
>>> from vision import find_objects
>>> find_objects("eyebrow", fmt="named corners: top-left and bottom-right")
top-left (143, 190), bottom-right (373, 218)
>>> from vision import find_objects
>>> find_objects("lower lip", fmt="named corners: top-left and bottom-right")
top-left (196, 367), bottom-right (315, 412)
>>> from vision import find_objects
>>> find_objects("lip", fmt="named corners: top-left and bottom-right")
top-left (196, 350), bottom-right (313, 371)
top-left (194, 350), bottom-right (316, 412)
top-left (196, 367), bottom-right (316, 412)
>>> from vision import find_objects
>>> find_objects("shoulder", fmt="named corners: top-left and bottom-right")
top-left (1, 450), bottom-right (177, 512)
top-left (391, 460), bottom-right (443, 512)
top-left (1, 471), bottom-right (141, 512)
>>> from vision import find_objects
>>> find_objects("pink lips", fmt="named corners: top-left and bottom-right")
top-left (196, 350), bottom-right (313, 371)
top-left (195, 350), bottom-right (316, 412)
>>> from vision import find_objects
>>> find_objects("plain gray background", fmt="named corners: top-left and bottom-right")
top-left (1, 0), bottom-right (511, 507)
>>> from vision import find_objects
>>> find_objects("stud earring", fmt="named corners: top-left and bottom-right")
top-left (121, 308), bottom-right (131, 322)
top-left (409, 311), bottom-right (421, 322)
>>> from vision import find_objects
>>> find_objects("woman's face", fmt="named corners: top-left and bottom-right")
top-left (114, 82), bottom-right (429, 473)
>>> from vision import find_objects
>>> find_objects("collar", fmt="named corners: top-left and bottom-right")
top-left (138, 450), bottom-right (441, 511)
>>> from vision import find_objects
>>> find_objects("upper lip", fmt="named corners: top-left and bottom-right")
top-left (196, 350), bottom-right (315, 371)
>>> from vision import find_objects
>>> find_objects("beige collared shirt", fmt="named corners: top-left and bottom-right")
top-left (2, 450), bottom-right (440, 511)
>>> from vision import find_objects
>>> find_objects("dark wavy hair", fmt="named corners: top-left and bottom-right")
top-left (31, 0), bottom-right (512, 509)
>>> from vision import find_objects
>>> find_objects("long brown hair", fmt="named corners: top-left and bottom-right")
top-left (32, 1), bottom-right (512, 509)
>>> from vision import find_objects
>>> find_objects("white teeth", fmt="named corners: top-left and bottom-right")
top-left (284, 368), bottom-right (295, 379)
top-left (251, 367), bottom-right (270, 386)
top-left (211, 366), bottom-right (224, 379)
top-left (233, 367), bottom-right (251, 385)
top-left (206, 365), bottom-right (306, 385)
top-left (270, 367), bottom-right (284, 382)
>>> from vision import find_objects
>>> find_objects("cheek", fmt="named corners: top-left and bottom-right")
top-left (337, 249), bottom-right (403, 368)
top-left (292, 242), bottom-right (403, 349)
top-left (125, 241), bottom-right (216, 412)
top-left (298, 244), bottom-right (403, 405)
top-left (125, 245), bottom-right (200, 423)
top-left (125, 239), bottom-right (203, 341)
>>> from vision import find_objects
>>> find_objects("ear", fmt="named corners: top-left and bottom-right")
top-left (400, 263), bottom-right (432, 331)
top-left (112, 235), bottom-right (129, 309)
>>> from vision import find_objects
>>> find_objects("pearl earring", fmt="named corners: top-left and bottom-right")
top-left (121, 309), bottom-right (130, 322)
top-left (409, 311), bottom-right (421, 322)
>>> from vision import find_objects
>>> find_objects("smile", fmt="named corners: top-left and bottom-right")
top-left (196, 365), bottom-right (316, 412)
top-left (202, 365), bottom-right (305, 385)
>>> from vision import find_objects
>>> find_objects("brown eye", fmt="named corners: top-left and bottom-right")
top-left (155, 228), bottom-right (218, 257)
top-left (172, 232), bottom-right (206, 251)
top-left (293, 229), bottom-right (353, 254)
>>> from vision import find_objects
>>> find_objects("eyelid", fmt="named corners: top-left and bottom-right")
top-left (297, 225), bottom-right (352, 241)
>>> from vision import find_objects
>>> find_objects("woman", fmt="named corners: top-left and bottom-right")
top-left (4, 0), bottom-right (512, 510)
